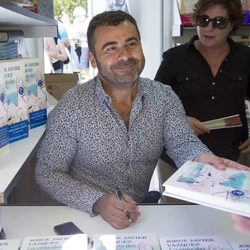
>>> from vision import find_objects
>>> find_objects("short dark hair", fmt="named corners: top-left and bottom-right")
top-left (87, 10), bottom-right (141, 55)
top-left (193, 0), bottom-right (244, 33)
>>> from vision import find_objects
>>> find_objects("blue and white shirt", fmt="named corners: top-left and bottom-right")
top-left (36, 76), bottom-right (209, 215)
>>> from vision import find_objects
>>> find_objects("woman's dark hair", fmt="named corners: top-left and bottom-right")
top-left (87, 10), bottom-right (140, 55)
top-left (193, 0), bottom-right (244, 33)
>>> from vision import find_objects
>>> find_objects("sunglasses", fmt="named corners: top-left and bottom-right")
top-left (196, 15), bottom-right (230, 29)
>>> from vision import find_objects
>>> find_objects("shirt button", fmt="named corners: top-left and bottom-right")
top-left (185, 77), bottom-right (189, 81)
top-left (212, 82), bottom-right (215, 85)
top-left (211, 96), bottom-right (215, 100)
top-left (219, 69), bottom-right (223, 73)
top-left (238, 77), bottom-right (242, 80)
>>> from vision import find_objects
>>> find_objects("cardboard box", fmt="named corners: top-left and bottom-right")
top-left (45, 73), bottom-right (78, 101)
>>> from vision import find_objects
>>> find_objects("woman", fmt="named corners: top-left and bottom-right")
top-left (155, 0), bottom-right (250, 161)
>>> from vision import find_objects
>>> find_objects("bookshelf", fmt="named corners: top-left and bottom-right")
top-left (0, 1), bottom-right (57, 204)
top-left (170, 1), bottom-right (250, 45)
top-left (0, 0), bottom-right (57, 38)
top-left (0, 94), bottom-right (57, 204)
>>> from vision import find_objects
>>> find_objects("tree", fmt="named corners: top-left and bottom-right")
top-left (54, 0), bottom-right (87, 21)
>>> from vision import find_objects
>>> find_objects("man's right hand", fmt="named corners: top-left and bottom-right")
top-left (92, 193), bottom-right (140, 229)
top-left (187, 116), bottom-right (210, 135)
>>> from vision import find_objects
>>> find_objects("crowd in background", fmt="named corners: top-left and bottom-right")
top-left (44, 6), bottom-right (90, 83)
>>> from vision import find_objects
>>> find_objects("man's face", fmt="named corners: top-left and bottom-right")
top-left (88, 20), bottom-right (145, 89)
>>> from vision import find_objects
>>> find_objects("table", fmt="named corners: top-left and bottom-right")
top-left (1, 205), bottom-right (249, 242)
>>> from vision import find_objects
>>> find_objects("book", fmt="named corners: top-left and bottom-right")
top-left (202, 114), bottom-right (242, 130)
top-left (0, 67), bottom-right (9, 155)
top-left (159, 235), bottom-right (233, 250)
top-left (0, 30), bottom-right (24, 42)
top-left (20, 234), bottom-right (88, 250)
top-left (163, 161), bottom-right (250, 217)
top-left (0, 224), bottom-right (6, 240)
top-left (228, 240), bottom-right (250, 250)
top-left (1, 60), bottom-right (29, 143)
top-left (0, 239), bottom-right (20, 250)
top-left (0, 42), bottom-right (20, 60)
top-left (23, 57), bottom-right (47, 129)
top-left (92, 233), bottom-right (160, 250)
top-left (177, 0), bottom-right (197, 25)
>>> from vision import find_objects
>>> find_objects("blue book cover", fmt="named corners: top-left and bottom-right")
top-left (24, 58), bottom-right (47, 129)
top-left (2, 60), bottom-right (29, 143)
top-left (0, 68), bottom-right (9, 154)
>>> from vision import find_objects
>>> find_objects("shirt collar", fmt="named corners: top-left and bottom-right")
top-left (95, 75), bottom-right (145, 106)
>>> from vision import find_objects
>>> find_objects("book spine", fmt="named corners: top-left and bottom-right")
top-left (0, 30), bottom-right (24, 42)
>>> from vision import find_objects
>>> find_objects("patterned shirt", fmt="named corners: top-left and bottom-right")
top-left (36, 76), bottom-right (209, 215)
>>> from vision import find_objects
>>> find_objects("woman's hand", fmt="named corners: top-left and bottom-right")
top-left (239, 138), bottom-right (250, 154)
top-left (232, 214), bottom-right (250, 235)
top-left (187, 116), bottom-right (210, 135)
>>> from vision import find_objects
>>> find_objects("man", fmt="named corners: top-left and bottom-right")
top-left (36, 11), bottom-right (247, 229)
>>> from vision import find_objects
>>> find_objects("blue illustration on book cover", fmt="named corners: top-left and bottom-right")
top-left (0, 71), bottom-right (9, 154)
top-left (3, 60), bottom-right (29, 143)
top-left (24, 58), bottom-right (47, 129)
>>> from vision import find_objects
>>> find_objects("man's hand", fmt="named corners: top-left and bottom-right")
top-left (194, 152), bottom-right (250, 171)
top-left (187, 116), bottom-right (210, 135)
top-left (232, 214), bottom-right (250, 235)
top-left (239, 138), bottom-right (250, 154)
top-left (92, 193), bottom-right (140, 229)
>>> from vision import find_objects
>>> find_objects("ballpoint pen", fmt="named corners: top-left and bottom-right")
top-left (115, 189), bottom-right (132, 223)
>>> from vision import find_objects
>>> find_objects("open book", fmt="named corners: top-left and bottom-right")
top-left (163, 161), bottom-right (250, 217)
top-left (202, 114), bottom-right (242, 130)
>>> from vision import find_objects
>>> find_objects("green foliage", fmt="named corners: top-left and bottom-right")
top-left (54, 0), bottom-right (87, 21)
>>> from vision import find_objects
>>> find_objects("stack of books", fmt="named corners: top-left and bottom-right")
top-left (1, 232), bottom-right (249, 249)
top-left (0, 31), bottom-right (24, 60)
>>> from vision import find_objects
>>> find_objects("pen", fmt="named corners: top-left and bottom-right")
top-left (115, 189), bottom-right (132, 223)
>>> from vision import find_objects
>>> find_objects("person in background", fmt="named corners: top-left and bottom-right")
top-left (35, 10), bottom-right (248, 230)
top-left (71, 6), bottom-right (90, 81)
top-left (106, 0), bottom-right (130, 13)
top-left (155, 0), bottom-right (250, 163)
top-left (60, 11), bottom-right (75, 73)
top-left (232, 214), bottom-right (250, 235)
top-left (43, 36), bottom-right (68, 73)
